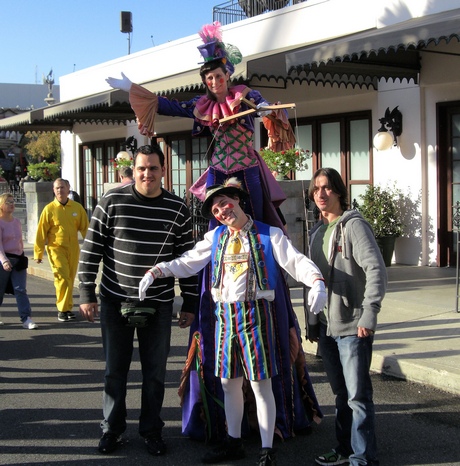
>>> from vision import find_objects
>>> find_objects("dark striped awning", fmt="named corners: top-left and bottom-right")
top-left (283, 10), bottom-right (460, 88)
top-left (0, 90), bottom-right (134, 132)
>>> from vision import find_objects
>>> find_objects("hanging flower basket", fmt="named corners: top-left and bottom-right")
top-left (111, 156), bottom-right (133, 171)
top-left (259, 147), bottom-right (310, 177)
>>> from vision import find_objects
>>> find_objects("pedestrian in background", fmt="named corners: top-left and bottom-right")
top-left (307, 167), bottom-right (387, 466)
top-left (138, 178), bottom-right (326, 466)
top-left (0, 193), bottom-right (37, 329)
top-left (34, 178), bottom-right (88, 322)
top-left (79, 144), bottom-right (198, 457)
top-left (118, 166), bottom-right (134, 185)
top-left (68, 187), bottom-right (82, 204)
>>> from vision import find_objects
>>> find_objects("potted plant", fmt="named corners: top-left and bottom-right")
top-left (26, 161), bottom-right (61, 181)
top-left (358, 184), bottom-right (404, 266)
top-left (111, 154), bottom-right (133, 171)
top-left (259, 147), bottom-right (310, 180)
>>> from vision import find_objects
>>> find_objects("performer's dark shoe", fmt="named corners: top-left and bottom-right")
top-left (201, 435), bottom-right (245, 464)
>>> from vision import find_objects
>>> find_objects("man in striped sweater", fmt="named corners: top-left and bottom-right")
top-left (79, 144), bottom-right (198, 457)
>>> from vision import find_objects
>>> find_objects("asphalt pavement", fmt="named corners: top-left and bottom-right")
top-left (22, 242), bottom-right (460, 396)
top-left (2, 242), bottom-right (460, 465)
top-left (1, 272), bottom-right (460, 465)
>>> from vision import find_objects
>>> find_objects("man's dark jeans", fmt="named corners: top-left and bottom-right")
top-left (99, 298), bottom-right (172, 437)
top-left (319, 323), bottom-right (378, 466)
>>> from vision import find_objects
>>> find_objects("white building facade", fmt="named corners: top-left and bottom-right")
top-left (1, 0), bottom-right (460, 267)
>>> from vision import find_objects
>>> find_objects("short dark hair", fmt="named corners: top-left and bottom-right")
top-left (308, 167), bottom-right (349, 211)
top-left (134, 144), bottom-right (165, 167)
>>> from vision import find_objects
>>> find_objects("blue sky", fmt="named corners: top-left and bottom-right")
top-left (2, 0), bottom-right (218, 84)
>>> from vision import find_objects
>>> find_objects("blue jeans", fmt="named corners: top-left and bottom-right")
top-left (100, 298), bottom-right (172, 437)
top-left (318, 323), bottom-right (378, 466)
top-left (0, 258), bottom-right (32, 322)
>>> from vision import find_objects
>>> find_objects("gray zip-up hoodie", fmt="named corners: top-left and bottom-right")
top-left (308, 209), bottom-right (387, 337)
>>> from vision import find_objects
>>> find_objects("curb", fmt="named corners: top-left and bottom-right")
top-left (371, 352), bottom-right (460, 395)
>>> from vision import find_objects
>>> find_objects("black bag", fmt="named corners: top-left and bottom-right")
top-left (6, 252), bottom-right (28, 271)
top-left (120, 306), bottom-right (157, 328)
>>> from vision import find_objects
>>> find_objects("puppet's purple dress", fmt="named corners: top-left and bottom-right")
top-left (130, 83), bottom-right (322, 441)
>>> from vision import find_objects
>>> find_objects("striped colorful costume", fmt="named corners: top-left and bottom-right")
top-left (211, 224), bottom-right (278, 381)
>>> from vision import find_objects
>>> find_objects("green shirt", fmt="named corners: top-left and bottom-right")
top-left (311, 217), bottom-right (341, 323)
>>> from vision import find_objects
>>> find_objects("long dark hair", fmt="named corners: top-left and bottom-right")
top-left (308, 167), bottom-right (349, 211)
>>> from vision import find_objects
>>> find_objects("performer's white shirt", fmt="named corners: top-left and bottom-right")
top-left (155, 222), bottom-right (322, 303)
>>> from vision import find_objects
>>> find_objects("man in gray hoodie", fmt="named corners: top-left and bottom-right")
top-left (307, 167), bottom-right (387, 466)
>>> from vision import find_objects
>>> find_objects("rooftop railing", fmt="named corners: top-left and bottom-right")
top-left (213, 0), bottom-right (306, 25)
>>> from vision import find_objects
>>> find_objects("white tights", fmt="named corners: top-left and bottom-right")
top-left (220, 376), bottom-right (276, 448)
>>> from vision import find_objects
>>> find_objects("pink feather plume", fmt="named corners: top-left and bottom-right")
top-left (198, 21), bottom-right (223, 43)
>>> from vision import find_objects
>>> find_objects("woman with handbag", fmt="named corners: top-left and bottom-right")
top-left (0, 193), bottom-right (37, 329)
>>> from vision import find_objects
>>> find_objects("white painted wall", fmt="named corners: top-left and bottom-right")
top-left (373, 80), bottom-right (423, 264)
top-left (60, 0), bottom-right (460, 101)
top-left (58, 0), bottom-right (376, 100)
top-left (55, 0), bottom-right (460, 267)
top-left (377, 0), bottom-right (460, 27)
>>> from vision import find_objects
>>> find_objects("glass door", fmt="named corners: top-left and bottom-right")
top-left (437, 102), bottom-right (460, 266)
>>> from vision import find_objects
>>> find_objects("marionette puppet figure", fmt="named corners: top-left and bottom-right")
top-left (107, 21), bottom-right (323, 444)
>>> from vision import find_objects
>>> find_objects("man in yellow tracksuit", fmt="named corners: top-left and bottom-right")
top-left (34, 178), bottom-right (89, 322)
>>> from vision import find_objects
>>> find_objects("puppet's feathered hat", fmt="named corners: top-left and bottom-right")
top-left (197, 21), bottom-right (242, 75)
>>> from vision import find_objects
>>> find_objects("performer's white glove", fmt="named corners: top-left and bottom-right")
top-left (308, 279), bottom-right (327, 315)
top-left (106, 72), bottom-right (132, 92)
top-left (138, 273), bottom-right (154, 301)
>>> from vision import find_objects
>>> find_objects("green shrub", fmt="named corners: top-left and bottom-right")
top-left (27, 162), bottom-right (61, 181)
top-left (358, 184), bottom-right (404, 237)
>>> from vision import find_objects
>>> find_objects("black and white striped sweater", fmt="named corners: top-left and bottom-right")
top-left (78, 184), bottom-right (198, 312)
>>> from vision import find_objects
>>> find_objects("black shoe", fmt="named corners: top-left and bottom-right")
top-left (58, 311), bottom-right (76, 322)
top-left (258, 448), bottom-right (277, 466)
top-left (98, 432), bottom-right (123, 454)
top-left (145, 434), bottom-right (167, 456)
top-left (201, 436), bottom-right (245, 464)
